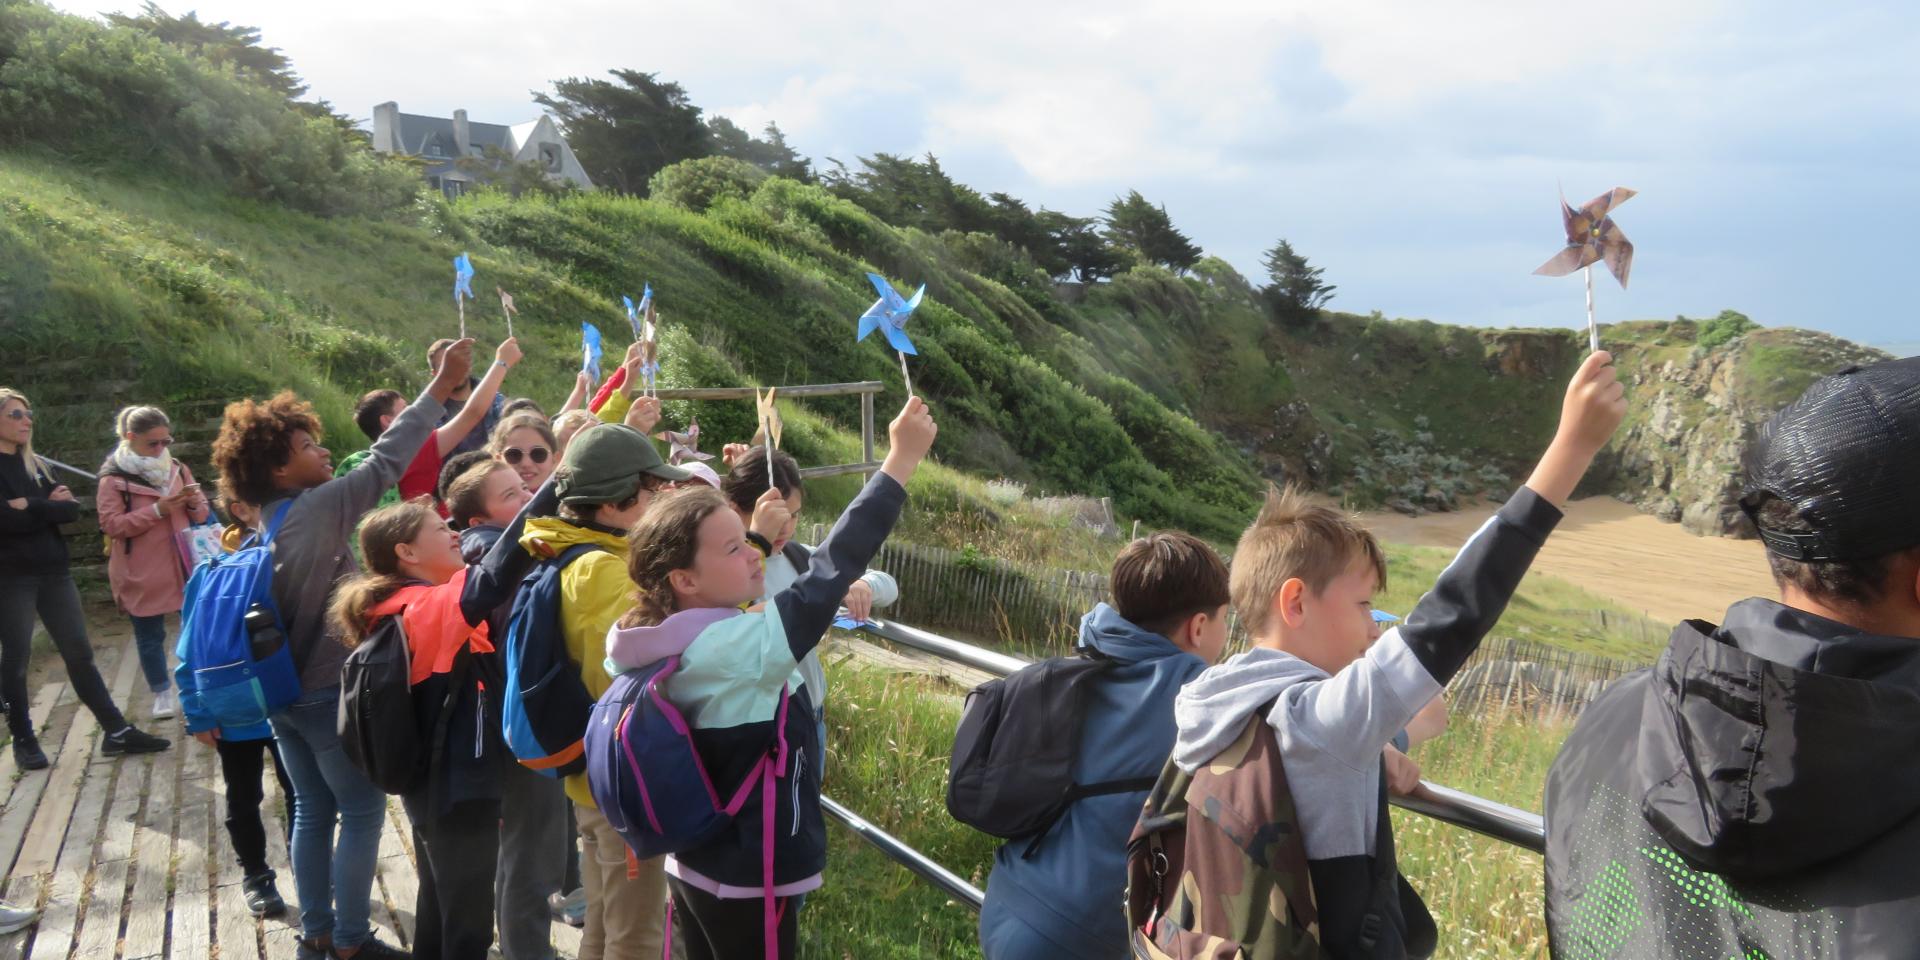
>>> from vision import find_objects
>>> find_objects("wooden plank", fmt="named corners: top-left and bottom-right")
top-left (652, 381), bottom-right (883, 401)
top-left (12, 648), bottom-right (121, 877)
top-left (261, 926), bottom-right (299, 960)
top-left (0, 685), bottom-right (71, 880)
top-left (120, 742), bottom-right (179, 960)
top-left (797, 461), bottom-right (884, 480)
top-left (374, 804), bottom-right (417, 948)
top-left (24, 712), bottom-right (118, 960)
top-left (0, 875), bottom-right (42, 960)
top-left (69, 748), bottom-right (150, 960)
top-left (214, 876), bottom-right (263, 960)
top-left (69, 856), bottom-right (129, 960)
top-left (169, 799), bottom-right (211, 960)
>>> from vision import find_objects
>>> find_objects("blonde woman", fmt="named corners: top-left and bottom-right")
top-left (0, 389), bottom-right (169, 769)
top-left (97, 405), bottom-right (211, 719)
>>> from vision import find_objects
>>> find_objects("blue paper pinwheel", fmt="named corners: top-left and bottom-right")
top-left (581, 322), bottom-right (603, 386)
top-left (622, 295), bottom-right (642, 341)
top-left (857, 272), bottom-right (926, 395)
top-left (453, 253), bottom-right (475, 301)
top-left (858, 272), bottom-right (923, 356)
top-left (453, 252), bottom-right (476, 337)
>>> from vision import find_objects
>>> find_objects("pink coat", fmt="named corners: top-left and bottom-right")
top-left (96, 463), bottom-right (211, 618)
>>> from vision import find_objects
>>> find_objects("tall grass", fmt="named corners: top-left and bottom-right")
top-left (805, 656), bottom-right (1569, 959)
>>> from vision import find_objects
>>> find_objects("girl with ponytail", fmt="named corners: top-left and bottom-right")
top-left (98, 404), bottom-right (210, 718)
top-left (325, 475), bottom-right (557, 960)
top-left (600, 396), bottom-right (938, 960)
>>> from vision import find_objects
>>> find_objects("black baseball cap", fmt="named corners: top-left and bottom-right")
top-left (1740, 357), bottom-right (1920, 562)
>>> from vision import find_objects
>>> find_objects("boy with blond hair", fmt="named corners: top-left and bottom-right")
top-left (1154, 352), bottom-right (1625, 958)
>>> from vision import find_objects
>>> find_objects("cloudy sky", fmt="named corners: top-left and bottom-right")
top-left (48, 0), bottom-right (1920, 348)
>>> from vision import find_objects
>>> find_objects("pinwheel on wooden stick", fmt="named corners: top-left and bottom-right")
top-left (1534, 187), bottom-right (1636, 352)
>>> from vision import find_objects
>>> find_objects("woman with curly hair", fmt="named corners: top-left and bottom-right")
top-left (209, 340), bottom-right (474, 960)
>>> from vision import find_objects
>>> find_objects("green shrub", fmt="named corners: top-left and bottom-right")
top-left (648, 155), bottom-right (767, 213)
top-left (1697, 309), bottom-right (1759, 349)
top-left (0, 1), bottom-right (419, 216)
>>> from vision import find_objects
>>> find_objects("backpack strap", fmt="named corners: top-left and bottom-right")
top-left (424, 639), bottom-right (478, 811)
top-left (1018, 775), bottom-right (1160, 860)
top-left (245, 500), bottom-right (296, 551)
top-left (1356, 763), bottom-right (1400, 952)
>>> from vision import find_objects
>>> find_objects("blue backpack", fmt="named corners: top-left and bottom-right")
top-left (176, 502), bottom-right (302, 732)
top-left (500, 544), bottom-right (602, 778)
top-left (584, 655), bottom-right (791, 861)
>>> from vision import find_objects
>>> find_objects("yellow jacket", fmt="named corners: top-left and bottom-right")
top-left (519, 515), bottom-right (632, 808)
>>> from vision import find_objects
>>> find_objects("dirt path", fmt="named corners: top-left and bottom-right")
top-left (1357, 497), bottom-right (1776, 625)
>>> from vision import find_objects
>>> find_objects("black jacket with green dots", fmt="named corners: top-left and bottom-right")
top-left (1545, 598), bottom-right (1920, 958)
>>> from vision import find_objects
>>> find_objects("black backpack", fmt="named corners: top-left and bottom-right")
top-left (338, 614), bottom-right (472, 796)
top-left (947, 651), bottom-right (1157, 856)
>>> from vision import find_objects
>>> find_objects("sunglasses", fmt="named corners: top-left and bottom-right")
top-left (502, 446), bottom-right (551, 466)
top-left (143, 436), bottom-right (174, 448)
top-left (4, 408), bottom-right (30, 421)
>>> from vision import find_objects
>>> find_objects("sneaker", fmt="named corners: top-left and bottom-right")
top-left (101, 726), bottom-right (170, 757)
top-left (149, 689), bottom-right (178, 721)
top-left (296, 938), bottom-right (331, 960)
top-left (242, 872), bottom-right (285, 918)
top-left (11, 738), bottom-right (48, 771)
top-left (0, 900), bottom-right (38, 935)
top-left (331, 936), bottom-right (411, 959)
top-left (547, 887), bottom-right (586, 927)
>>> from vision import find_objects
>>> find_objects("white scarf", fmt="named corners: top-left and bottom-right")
top-left (110, 443), bottom-right (175, 491)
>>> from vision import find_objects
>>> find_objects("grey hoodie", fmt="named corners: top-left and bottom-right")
top-left (262, 390), bottom-right (445, 692)
top-left (1169, 486), bottom-right (1562, 956)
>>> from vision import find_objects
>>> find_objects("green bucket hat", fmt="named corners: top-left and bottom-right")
top-left (554, 424), bottom-right (692, 505)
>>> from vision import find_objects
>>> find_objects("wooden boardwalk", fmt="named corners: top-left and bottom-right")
top-left (0, 635), bottom-right (585, 960)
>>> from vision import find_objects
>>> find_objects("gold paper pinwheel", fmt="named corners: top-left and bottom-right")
top-left (1534, 187), bottom-right (1635, 287)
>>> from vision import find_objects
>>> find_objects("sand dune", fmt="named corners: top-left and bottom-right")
top-left (1357, 497), bottom-right (1776, 625)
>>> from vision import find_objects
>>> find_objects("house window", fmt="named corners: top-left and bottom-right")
top-left (540, 145), bottom-right (561, 173)
top-left (426, 140), bottom-right (445, 158)
top-left (428, 175), bottom-right (443, 192)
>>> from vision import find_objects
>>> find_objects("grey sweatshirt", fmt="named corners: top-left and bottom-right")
top-left (262, 390), bottom-right (446, 692)
top-left (1172, 486), bottom-right (1563, 861)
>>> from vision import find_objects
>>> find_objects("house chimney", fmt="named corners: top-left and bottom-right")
top-left (453, 109), bottom-right (471, 156)
top-left (372, 101), bottom-right (401, 153)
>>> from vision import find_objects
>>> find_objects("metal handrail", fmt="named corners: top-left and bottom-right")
top-left (820, 796), bottom-right (986, 910)
top-left (858, 616), bottom-right (1548, 853)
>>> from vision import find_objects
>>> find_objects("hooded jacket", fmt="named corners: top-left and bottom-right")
top-left (601, 472), bottom-right (908, 897)
top-left (96, 460), bottom-right (211, 617)
top-left (361, 480), bottom-right (548, 815)
top-left (1545, 597), bottom-right (1920, 957)
top-left (980, 603), bottom-right (1208, 958)
top-left (518, 513), bottom-right (633, 808)
top-left (1169, 486), bottom-right (1561, 958)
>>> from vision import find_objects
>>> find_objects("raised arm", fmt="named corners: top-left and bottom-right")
top-left (312, 339), bottom-right (472, 516)
top-left (557, 371), bottom-right (592, 415)
top-left (772, 397), bottom-right (936, 659)
top-left (437, 338), bottom-right (520, 457)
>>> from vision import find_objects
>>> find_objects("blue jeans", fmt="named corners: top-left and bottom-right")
top-left (270, 685), bottom-right (386, 949)
top-left (128, 613), bottom-right (173, 693)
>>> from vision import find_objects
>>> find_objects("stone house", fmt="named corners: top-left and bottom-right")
top-left (370, 101), bottom-right (594, 197)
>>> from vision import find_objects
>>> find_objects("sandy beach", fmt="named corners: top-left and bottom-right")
top-left (1357, 497), bottom-right (1775, 625)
